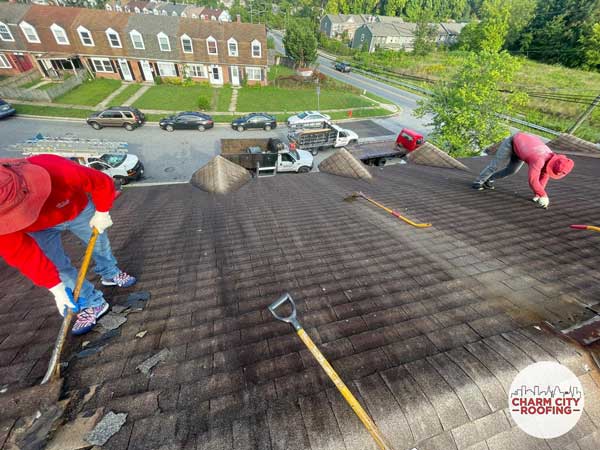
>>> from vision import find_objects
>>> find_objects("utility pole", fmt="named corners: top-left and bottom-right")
top-left (568, 92), bottom-right (600, 134)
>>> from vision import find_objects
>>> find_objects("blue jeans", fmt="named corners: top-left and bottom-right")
top-left (475, 135), bottom-right (525, 184)
top-left (29, 201), bottom-right (119, 309)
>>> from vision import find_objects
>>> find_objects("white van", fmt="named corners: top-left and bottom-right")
top-left (71, 153), bottom-right (144, 184)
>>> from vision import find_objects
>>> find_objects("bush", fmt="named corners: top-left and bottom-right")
top-left (197, 96), bottom-right (210, 110)
top-left (154, 76), bottom-right (163, 85)
top-left (319, 33), bottom-right (356, 57)
top-left (164, 77), bottom-right (183, 86)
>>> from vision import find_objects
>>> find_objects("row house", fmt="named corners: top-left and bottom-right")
top-left (0, 3), bottom-right (266, 85)
top-left (106, 1), bottom-right (231, 22)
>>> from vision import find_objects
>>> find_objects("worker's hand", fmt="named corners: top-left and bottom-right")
top-left (89, 211), bottom-right (113, 234)
top-left (537, 196), bottom-right (549, 209)
top-left (532, 196), bottom-right (540, 203)
top-left (49, 282), bottom-right (77, 316)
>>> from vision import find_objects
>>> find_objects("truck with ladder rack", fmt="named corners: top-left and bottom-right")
top-left (12, 134), bottom-right (145, 184)
top-left (287, 123), bottom-right (358, 155)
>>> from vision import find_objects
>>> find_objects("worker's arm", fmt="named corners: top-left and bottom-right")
top-left (0, 232), bottom-right (61, 289)
top-left (71, 162), bottom-right (116, 212)
top-left (527, 161), bottom-right (548, 198)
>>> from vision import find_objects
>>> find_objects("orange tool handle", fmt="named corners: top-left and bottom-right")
top-left (363, 195), bottom-right (432, 228)
top-left (570, 225), bottom-right (600, 233)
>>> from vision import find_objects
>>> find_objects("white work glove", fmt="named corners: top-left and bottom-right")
top-left (532, 196), bottom-right (540, 203)
top-left (89, 211), bottom-right (113, 234)
top-left (537, 196), bottom-right (549, 209)
top-left (49, 282), bottom-right (76, 317)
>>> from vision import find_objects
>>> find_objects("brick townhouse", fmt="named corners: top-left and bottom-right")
top-left (0, 3), bottom-right (266, 85)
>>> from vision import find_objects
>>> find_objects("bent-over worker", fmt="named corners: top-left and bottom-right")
top-left (0, 155), bottom-right (136, 335)
top-left (472, 132), bottom-right (574, 208)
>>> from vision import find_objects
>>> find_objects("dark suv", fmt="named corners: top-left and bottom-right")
top-left (159, 112), bottom-right (214, 132)
top-left (87, 106), bottom-right (145, 131)
top-left (231, 113), bottom-right (277, 132)
top-left (334, 62), bottom-right (351, 73)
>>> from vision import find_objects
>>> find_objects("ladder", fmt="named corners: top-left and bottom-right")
top-left (13, 134), bottom-right (129, 156)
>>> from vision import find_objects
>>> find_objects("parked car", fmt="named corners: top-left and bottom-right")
top-left (334, 62), bottom-right (351, 73)
top-left (87, 106), bottom-right (144, 131)
top-left (0, 99), bottom-right (16, 119)
top-left (159, 112), bottom-right (214, 132)
top-left (286, 111), bottom-right (331, 127)
top-left (231, 113), bottom-right (277, 132)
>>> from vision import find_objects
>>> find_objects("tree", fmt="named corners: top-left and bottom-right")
top-left (283, 20), bottom-right (318, 67)
top-left (383, 0), bottom-right (407, 16)
top-left (415, 50), bottom-right (527, 156)
top-left (412, 8), bottom-right (438, 56)
top-left (457, 0), bottom-right (510, 52)
top-left (582, 22), bottom-right (600, 70)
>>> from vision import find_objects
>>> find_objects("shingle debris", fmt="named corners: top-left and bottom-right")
top-left (136, 349), bottom-right (172, 375)
top-left (98, 312), bottom-right (127, 331)
top-left (85, 411), bottom-right (127, 446)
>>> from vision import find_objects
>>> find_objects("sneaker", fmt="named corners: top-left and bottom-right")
top-left (483, 180), bottom-right (495, 190)
top-left (472, 182), bottom-right (484, 190)
top-left (93, 301), bottom-right (110, 320)
top-left (71, 308), bottom-right (96, 336)
top-left (102, 271), bottom-right (137, 288)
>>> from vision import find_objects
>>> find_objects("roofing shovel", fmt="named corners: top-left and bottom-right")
top-left (345, 191), bottom-right (432, 228)
top-left (41, 228), bottom-right (99, 385)
top-left (269, 293), bottom-right (393, 450)
top-left (571, 224), bottom-right (600, 233)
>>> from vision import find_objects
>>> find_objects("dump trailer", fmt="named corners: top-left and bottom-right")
top-left (348, 128), bottom-right (426, 166)
top-left (220, 138), bottom-right (314, 174)
top-left (288, 123), bottom-right (358, 156)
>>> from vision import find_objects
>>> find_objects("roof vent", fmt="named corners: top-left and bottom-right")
top-left (407, 142), bottom-right (470, 171)
top-left (318, 148), bottom-right (373, 180)
top-left (190, 155), bottom-right (251, 194)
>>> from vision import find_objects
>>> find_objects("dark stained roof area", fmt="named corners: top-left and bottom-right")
top-left (1, 155), bottom-right (600, 449)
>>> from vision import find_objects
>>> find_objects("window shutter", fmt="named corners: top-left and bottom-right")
top-left (88, 58), bottom-right (95, 73)
top-left (174, 63), bottom-right (179, 77)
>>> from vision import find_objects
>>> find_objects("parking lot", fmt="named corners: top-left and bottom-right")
top-left (0, 116), bottom-right (404, 182)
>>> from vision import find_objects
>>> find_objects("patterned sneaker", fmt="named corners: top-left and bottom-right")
top-left (71, 308), bottom-right (96, 336)
top-left (472, 182), bottom-right (484, 190)
top-left (483, 180), bottom-right (495, 190)
top-left (93, 301), bottom-right (110, 320)
top-left (102, 271), bottom-right (137, 288)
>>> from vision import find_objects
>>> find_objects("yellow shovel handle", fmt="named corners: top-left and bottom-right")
top-left (363, 195), bottom-right (431, 228)
top-left (297, 329), bottom-right (391, 450)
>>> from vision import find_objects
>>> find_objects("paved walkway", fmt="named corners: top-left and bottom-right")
top-left (96, 83), bottom-right (130, 109)
top-left (123, 84), bottom-right (151, 106)
top-left (228, 87), bottom-right (239, 112)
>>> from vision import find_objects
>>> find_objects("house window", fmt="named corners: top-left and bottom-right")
top-left (77, 26), bottom-right (94, 47)
top-left (91, 58), bottom-right (113, 73)
top-left (171, 11), bottom-right (177, 17)
top-left (116, 5), bottom-right (122, 12)
top-left (0, 54), bottom-right (11, 69)
top-left (105, 5), bottom-right (112, 11)
top-left (227, 38), bottom-right (238, 56)
top-left (207, 36), bottom-right (217, 55)
top-left (251, 39), bottom-right (261, 58)
top-left (181, 35), bottom-right (193, 53)
top-left (130, 30), bottom-right (144, 50)
top-left (135, 7), bottom-right (140, 13)
top-left (246, 67), bottom-right (262, 81)
top-left (157, 32), bottom-right (171, 51)
top-left (19, 22), bottom-right (40, 44)
top-left (106, 28), bottom-right (122, 48)
top-left (162, 10), bottom-right (167, 16)
top-left (157, 61), bottom-right (177, 77)
top-left (181, 13), bottom-right (187, 18)
top-left (51, 24), bottom-right (69, 45)
top-left (185, 64), bottom-right (206, 78)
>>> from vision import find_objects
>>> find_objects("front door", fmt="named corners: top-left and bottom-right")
top-left (231, 66), bottom-right (240, 86)
top-left (140, 60), bottom-right (154, 82)
top-left (209, 65), bottom-right (222, 85)
top-left (118, 59), bottom-right (133, 81)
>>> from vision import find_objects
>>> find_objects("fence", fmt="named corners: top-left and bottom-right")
top-left (0, 69), bottom-right (41, 88)
top-left (0, 69), bottom-right (85, 102)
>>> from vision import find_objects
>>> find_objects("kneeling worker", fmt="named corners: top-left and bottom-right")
top-left (0, 155), bottom-right (136, 335)
top-left (472, 132), bottom-right (574, 208)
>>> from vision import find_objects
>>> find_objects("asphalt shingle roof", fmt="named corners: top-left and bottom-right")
top-left (1, 155), bottom-right (600, 449)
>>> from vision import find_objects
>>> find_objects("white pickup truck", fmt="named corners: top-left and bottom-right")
top-left (221, 138), bottom-right (314, 173)
top-left (288, 123), bottom-right (359, 155)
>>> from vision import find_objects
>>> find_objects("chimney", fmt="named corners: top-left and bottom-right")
top-left (236, 14), bottom-right (241, 23)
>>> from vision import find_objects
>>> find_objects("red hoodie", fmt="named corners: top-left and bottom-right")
top-left (512, 132), bottom-right (553, 198)
top-left (0, 154), bottom-right (115, 289)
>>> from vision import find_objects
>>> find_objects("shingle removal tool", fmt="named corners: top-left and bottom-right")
top-left (269, 293), bottom-right (393, 450)
top-left (345, 191), bottom-right (431, 228)
top-left (41, 228), bottom-right (99, 384)
top-left (570, 224), bottom-right (600, 233)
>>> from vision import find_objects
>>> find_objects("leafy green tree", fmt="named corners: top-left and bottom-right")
top-left (283, 20), bottom-right (318, 67)
top-left (415, 50), bottom-right (527, 156)
top-left (504, 0), bottom-right (536, 49)
top-left (383, 0), bottom-right (407, 16)
top-left (412, 8), bottom-right (438, 56)
top-left (457, 0), bottom-right (510, 52)
top-left (582, 22), bottom-right (600, 69)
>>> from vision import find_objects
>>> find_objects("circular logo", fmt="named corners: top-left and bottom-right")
top-left (509, 361), bottom-right (584, 439)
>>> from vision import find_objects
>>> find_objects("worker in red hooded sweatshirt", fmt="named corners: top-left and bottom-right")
top-left (472, 132), bottom-right (574, 208)
top-left (0, 155), bottom-right (136, 335)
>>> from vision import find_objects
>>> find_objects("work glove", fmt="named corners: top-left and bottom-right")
top-left (89, 211), bottom-right (113, 234)
top-left (532, 196), bottom-right (540, 203)
top-left (49, 282), bottom-right (78, 316)
top-left (537, 196), bottom-right (549, 209)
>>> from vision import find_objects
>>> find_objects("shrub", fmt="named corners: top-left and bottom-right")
top-left (154, 76), bottom-right (163, 85)
top-left (197, 96), bottom-right (210, 110)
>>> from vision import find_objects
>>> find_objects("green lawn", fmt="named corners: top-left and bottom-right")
top-left (39, 82), bottom-right (61, 91)
top-left (363, 91), bottom-right (394, 105)
top-left (18, 79), bottom-right (43, 89)
top-left (236, 86), bottom-right (372, 112)
top-left (133, 84), bottom-right (232, 111)
top-left (268, 65), bottom-right (296, 81)
top-left (54, 79), bottom-right (122, 106)
top-left (107, 84), bottom-right (143, 106)
top-left (14, 104), bottom-right (92, 118)
top-left (328, 107), bottom-right (392, 120)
